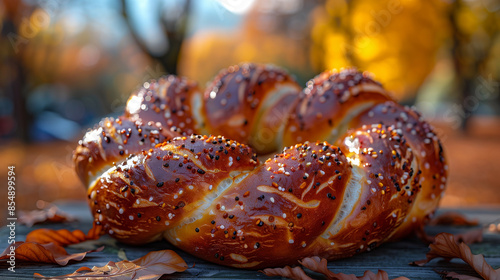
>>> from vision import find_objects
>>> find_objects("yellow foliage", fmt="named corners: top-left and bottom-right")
top-left (311, 0), bottom-right (451, 100)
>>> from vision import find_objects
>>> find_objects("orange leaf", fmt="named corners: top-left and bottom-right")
top-left (25, 223), bottom-right (103, 247)
top-left (33, 249), bottom-right (188, 279)
top-left (412, 233), bottom-right (500, 279)
top-left (429, 212), bottom-right (479, 226)
top-left (0, 241), bottom-right (103, 266)
top-left (26, 229), bottom-right (88, 246)
top-left (261, 265), bottom-right (314, 280)
top-left (18, 203), bottom-right (76, 227)
top-left (299, 257), bottom-right (410, 280)
top-left (86, 222), bottom-right (104, 240)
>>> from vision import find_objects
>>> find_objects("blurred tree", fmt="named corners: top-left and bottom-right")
top-left (310, 0), bottom-right (499, 129)
top-left (449, 0), bottom-right (499, 129)
top-left (1, 0), bottom-right (31, 141)
top-left (120, 0), bottom-right (191, 75)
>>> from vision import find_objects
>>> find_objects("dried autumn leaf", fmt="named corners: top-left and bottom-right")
top-left (0, 241), bottom-right (103, 266)
top-left (299, 257), bottom-right (410, 280)
top-left (33, 249), bottom-right (188, 279)
top-left (25, 223), bottom-right (103, 246)
top-left (416, 226), bottom-right (483, 245)
top-left (18, 204), bottom-right (76, 227)
top-left (261, 265), bottom-right (314, 280)
top-left (26, 229), bottom-right (87, 246)
top-left (452, 228), bottom-right (483, 244)
top-left (429, 212), bottom-right (479, 226)
top-left (413, 232), bottom-right (499, 279)
top-left (86, 222), bottom-right (104, 239)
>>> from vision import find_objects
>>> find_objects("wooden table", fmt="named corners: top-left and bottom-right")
top-left (1, 201), bottom-right (499, 280)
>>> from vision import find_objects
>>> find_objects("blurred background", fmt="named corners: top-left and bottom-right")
top-left (0, 0), bottom-right (499, 215)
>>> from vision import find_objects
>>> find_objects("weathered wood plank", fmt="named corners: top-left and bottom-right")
top-left (1, 201), bottom-right (499, 279)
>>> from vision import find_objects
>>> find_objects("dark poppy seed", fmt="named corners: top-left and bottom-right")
top-left (156, 182), bottom-right (164, 187)
top-left (130, 188), bottom-right (135, 194)
top-left (235, 196), bottom-right (239, 201)
top-left (214, 253), bottom-right (219, 258)
top-left (220, 256), bottom-right (224, 261)
top-left (175, 178), bottom-right (180, 183)
top-left (197, 169), bottom-right (205, 174)
top-left (119, 150), bottom-right (124, 155)
top-left (163, 163), bottom-right (169, 168)
top-left (257, 221), bottom-right (264, 226)
top-left (297, 213), bottom-right (302, 219)
top-left (156, 216), bottom-right (161, 221)
top-left (195, 228), bottom-right (199, 232)
top-left (255, 242), bottom-right (260, 248)
top-left (121, 186), bottom-right (129, 192)
top-left (229, 215), bottom-right (234, 219)
top-left (211, 220), bottom-right (215, 224)
top-left (137, 213), bottom-right (141, 218)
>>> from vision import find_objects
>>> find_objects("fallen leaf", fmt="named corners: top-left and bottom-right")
top-left (26, 229), bottom-right (87, 246)
top-left (299, 257), bottom-right (410, 280)
top-left (118, 248), bottom-right (128, 260)
top-left (452, 228), bottom-right (483, 244)
top-left (412, 233), bottom-right (500, 279)
top-left (435, 271), bottom-right (482, 280)
top-left (415, 225), bottom-right (436, 245)
top-left (429, 212), bottom-right (479, 226)
top-left (86, 222), bottom-right (104, 239)
top-left (25, 223), bottom-right (103, 247)
top-left (18, 203), bottom-right (76, 227)
top-left (0, 241), bottom-right (103, 266)
top-left (33, 249), bottom-right (188, 279)
top-left (416, 227), bottom-right (483, 245)
top-left (261, 265), bottom-right (314, 280)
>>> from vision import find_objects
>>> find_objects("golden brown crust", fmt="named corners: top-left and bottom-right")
top-left (346, 101), bottom-right (447, 239)
top-left (203, 63), bottom-right (302, 153)
top-left (73, 117), bottom-right (175, 186)
top-left (87, 135), bottom-right (258, 244)
top-left (282, 68), bottom-right (392, 147)
top-left (74, 65), bottom-right (448, 270)
top-left (124, 75), bottom-right (202, 135)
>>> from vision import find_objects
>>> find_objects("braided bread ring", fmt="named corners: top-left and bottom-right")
top-left (74, 63), bottom-right (447, 269)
